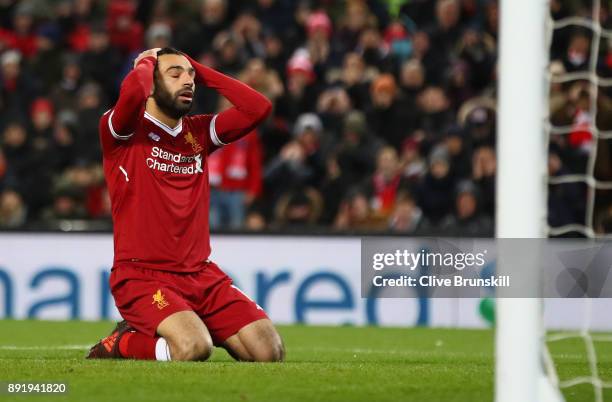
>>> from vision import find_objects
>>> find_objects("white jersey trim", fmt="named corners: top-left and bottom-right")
top-left (108, 110), bottom-right (134, 140)
top-left (209, 114), bottom-right (227, 147)
top-left (144, 111), bottom-right (183, 137)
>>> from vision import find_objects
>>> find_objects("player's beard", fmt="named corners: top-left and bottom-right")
top-left (152, 76), bottom-right (193, 120)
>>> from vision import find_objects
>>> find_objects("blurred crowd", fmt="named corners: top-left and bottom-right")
top-left (0, 0), bottom-right (610, 235)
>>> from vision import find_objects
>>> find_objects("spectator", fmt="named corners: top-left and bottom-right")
top-left (471, 145), bottom-right (496, 218)
top-left (263, 31), bottom-right (287, 78)
top-left (145, 23), bottom-right (172, 51)
top-left (264, 113), bottom-right (325, 212)
top-left (483, 0), bottom-right (499, 41)
top-left (462, 105), bottom-right (495, 148)
top-left (209, 126), bottom-right (263, 229)
top-left (277, 50), bottom-right (320, 121)
top-left (411, 30), bottom-right (447, 85)
top-left (567, 87), bottom-right (594, 154)
top-left (240, 58), bottom-right (284, 105)
top-left (2, 121), bottom-right (29, 187)
top-left (430, 0), bottom-right (463, 58)
top-left (384, 20), bottom-right (412, 66)
top-left (316, 86), bottom-right (352, 135)
top-left (562, 30), bottom-right (590, 73)
top-left (174, 0), bottom-right (229, 57)
top-left (212, 31), bottom-right (245, 76)
top-left (417, 144), bottom-right (454, 224)
top-left (334, 188), bottom-right (387, 231)
top-left (75, 82), bottom-right (105, 164)
top-left (389, 191), bottom-right (429, 234)
top-left (231, 12), bottom-right (266, 60)
top-left (400, 137), bottom-right (426, 183)
top-left (51, 110), bottom-right (79, 171)
top-left (445, 126), bottom-right (471, 180)
top-left (356, 27), bottom-right (390, 70)
top-left (0, 2), bottom-right (38, 59)
top-left (596, 205), bottom-right (612, 235)
top-left (1, 50), bottom-right (38, 121)
top-left (305, 10), bottom-right (334, 71)
top-left (29, 97), bottom-right (54, 141)
top-left (338, 1), bottom-right (373, 53)
top-left (367, 73), bottom-right (417, 150)
top-left (363, 145), bottom-right (404, 217)
top-left (0, 188), bottom-right (26, 228)
top-left (548, 146), bottom-right (586, 230)
top-left (399, 58), bottom-right (425, 100)
top-left (456, 27), bottom-right (496, 93)
top-left (30, 23), bottom-right (64, 92)
top-left (41, 187), bottom-right (87, 221)
top-left (80, 23), bottom-right (121, 100)
top-left (440, 179), bottom-right (493, 236)
top-left (340, 52), bottom-right (370, 110)
top-left (335, 110), bottom-right (380, 184)
top-left (417, 86), bottom-right (454, 142)
top-left (319, 152), bottom-right (352, 225)
top-left (252, 0), bottom-right (295, 38)
top-left (50, 54), bottom-right (84, 111)
top-left (273, 187), bottom-right (323, 230)
top-left (245, 209), bottom-right (267, 232)
top-left (105, 0), bottom-right (143, 55)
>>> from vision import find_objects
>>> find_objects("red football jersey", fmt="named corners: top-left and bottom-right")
top-left (98, 53), bottom-right (271, 273)
top-left (100, 109), bottom-right (220, 272)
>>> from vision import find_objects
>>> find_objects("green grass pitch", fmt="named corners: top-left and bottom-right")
top-left (0, 320), bottom-right (611, 402)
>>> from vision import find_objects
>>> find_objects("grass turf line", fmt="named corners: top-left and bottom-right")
top-left (0, 320), bottom-right (610, 402)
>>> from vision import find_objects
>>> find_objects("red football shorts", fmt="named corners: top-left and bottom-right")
top-left (109, 261), bottom-right (268, 345)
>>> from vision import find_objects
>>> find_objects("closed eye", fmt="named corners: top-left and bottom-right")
top-left (166, 66), bottom-right (184, 78)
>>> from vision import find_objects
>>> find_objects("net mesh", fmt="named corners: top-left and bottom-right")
top-left (545, 1), bottom-right (612, 400)
top-left (545, 301), bottom-right (612, 402)
top-left (546, 0), bottom-right (612, 238)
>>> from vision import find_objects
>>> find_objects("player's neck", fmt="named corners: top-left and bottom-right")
top-left (145, 98), bottom-right (181, 129)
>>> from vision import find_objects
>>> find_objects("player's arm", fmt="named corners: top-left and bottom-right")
top-left (107, 49), bottom-right (159, 140)
top-left (183, 54), bottom-right (272, 147)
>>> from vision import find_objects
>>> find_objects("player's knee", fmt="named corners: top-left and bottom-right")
top-left (253, 338), bottom-right (285, 362)
top-left (170, 335), bottom-right (213, 361)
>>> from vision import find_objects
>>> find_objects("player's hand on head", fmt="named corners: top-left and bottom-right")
top-left (133, 48), bottom-right (162, 69)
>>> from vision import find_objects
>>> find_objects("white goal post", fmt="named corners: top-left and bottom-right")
top-left (495, 0), bottom-right (562, 401)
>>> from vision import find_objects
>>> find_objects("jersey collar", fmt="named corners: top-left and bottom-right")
top-left (144, 111), bottom-right (183, 137)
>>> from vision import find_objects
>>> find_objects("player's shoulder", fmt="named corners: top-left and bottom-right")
top-left (99, 108), bottom-right (113, 133)
top-left (184, 113), bottom-right (217, 135)
top-left (99, 107), bottom-right (144, 146)
top-left (100, 108), bottom-right (112, 122)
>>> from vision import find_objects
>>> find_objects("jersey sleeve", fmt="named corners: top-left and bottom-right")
top-left (189, 112), bottom-right (261, 156)
top-left (188, 108), bottom-right (268, 156)
top-left (99, 56), bottom-right (155, 154)
top-left (183, 53), bottom-right (272, 147)
top-left (99, 108), bottom-right (122, 156)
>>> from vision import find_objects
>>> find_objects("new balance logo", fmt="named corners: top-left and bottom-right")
top-left (148, 133), bottom-right (161, 142)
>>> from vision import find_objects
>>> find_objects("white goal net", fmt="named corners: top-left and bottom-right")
top-left (496, 0), bottom-right (612, 401)
top-left (544, 1), bottom-right (612, 401)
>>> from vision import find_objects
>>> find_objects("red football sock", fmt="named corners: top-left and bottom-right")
top-left (118, 332), bottom-right (159, 360)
